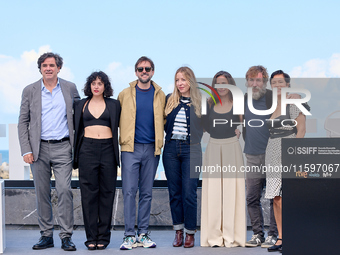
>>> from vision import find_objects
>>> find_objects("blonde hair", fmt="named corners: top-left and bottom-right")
top-left (165, 66), bottom-right (201, 117)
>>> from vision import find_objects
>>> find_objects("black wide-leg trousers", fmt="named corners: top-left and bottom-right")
top-left (78, 137), bottom-right (117, 246)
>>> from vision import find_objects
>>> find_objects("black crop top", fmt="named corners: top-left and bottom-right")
top-left (83, 101), bottom-right (111, 128)
top-left (205, 106), bottom-right (240, 139)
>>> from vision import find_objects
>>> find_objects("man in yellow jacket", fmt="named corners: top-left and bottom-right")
top-left (118, 56), bottom-right (166, 250)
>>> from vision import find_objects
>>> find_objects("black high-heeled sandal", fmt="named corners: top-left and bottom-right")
top-left (96, 244), bottom-right (108, 250)
top-left (267, 238), bottom-right (282, 252)
top-left (86, 243), bottom-right (97, 250)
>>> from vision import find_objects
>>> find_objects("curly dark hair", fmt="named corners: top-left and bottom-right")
top-left (83, 71), bottom-right (113, 97)
top-left (37, 52), bottom-right (63, 72)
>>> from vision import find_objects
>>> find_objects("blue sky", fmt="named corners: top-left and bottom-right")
top-left (1, 0), bottom-right (340, 149)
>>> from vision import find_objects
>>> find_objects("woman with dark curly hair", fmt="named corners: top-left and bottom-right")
top-left (73, 71), bottom-right (120, 250)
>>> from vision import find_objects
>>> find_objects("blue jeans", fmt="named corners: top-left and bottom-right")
top-left (163, 140), bottom-right (202, 233)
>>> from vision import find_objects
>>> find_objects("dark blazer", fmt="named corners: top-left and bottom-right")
top-left (18, 78), bottom-right (80, 161)
top-left (73, 97), bottom-right (121, 169)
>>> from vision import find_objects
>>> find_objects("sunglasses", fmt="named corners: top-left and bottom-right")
top-left (137, 67), bottom-right (152, 72)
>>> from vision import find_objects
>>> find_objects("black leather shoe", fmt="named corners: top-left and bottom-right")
top-left (61, 237), bottom-right (76, 251)
top-left (32, 236), bottom-right (54, 250)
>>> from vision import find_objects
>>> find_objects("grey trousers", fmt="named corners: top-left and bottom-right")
top-left (121, 143), bottom-right (159, 236)
top-left (245, 154), bottom-right (278, 237)
top-left (30, 141), bottom-right (74, 239)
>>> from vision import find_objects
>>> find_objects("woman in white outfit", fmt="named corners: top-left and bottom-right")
top-left (200, 71), bottom-right (246, 248)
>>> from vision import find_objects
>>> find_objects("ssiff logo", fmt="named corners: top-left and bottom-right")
top-left (287, 147), bottom-right (317, 155)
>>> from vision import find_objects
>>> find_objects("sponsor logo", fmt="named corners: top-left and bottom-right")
top-left (287, 146), bottom-right (318, 155)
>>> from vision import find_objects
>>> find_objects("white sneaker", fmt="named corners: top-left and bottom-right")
top-left (120, 236), bottom-right (137, 250)
top-left (245, 234), bottom-right (265, 247)
top-left (261, 235), bottom-right (277, 248)
top-left (137, 233), bottom-right (156, 248)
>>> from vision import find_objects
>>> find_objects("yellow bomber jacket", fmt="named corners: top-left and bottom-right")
top-left (118, 80), bottom-right (166, 155)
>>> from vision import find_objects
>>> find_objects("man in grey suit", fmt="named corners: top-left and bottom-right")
top-left (18, 52), bottom-right (80, 251)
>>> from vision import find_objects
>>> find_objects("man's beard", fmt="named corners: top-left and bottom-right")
top-left (138, 75), bottom-right (152, 84)
top-left (252, 86), bottom-right (266, 100)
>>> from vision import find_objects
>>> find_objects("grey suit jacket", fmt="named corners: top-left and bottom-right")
top-left (18, 78), bottom-right (80, 161)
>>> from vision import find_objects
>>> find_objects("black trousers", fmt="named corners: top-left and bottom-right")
top-left (78, 137), bottom-right (117, 246)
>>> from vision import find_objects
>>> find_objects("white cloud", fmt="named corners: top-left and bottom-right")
top-left (0, 45), bottom-right (74, 114)
top-left (0, 55), bottom-right (11, 60)
top-left (289, 59), bottom-right (327, 78)
top-left (289, 53), bottom-right (340, 78)
top-left (105, 62), bottom-right (136, 95)
top-left (288, 54), bottom-right (340, 91)
top-left (329, 53), bottom-right (340, 77)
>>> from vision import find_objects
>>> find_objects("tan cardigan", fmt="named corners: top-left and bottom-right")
top-left (118, 80), bottom-right (166, 155)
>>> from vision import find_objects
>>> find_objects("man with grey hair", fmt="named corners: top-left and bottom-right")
top-left (242, 65), bottom-right (278, 248)
top-left (18, 52), bottom-right (80, 251)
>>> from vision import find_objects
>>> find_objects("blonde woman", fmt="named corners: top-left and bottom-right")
top-left (163, 67), bottom-right (203, 248)
top-left (200, 71), bottom-right (246, 247)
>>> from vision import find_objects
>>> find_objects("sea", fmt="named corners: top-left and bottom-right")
top-left (0, 150), bottom-right (9, 164)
